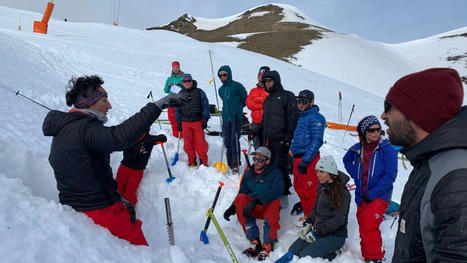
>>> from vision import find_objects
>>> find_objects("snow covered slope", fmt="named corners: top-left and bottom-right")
top-left (1, 6), bottom-right (411, 263)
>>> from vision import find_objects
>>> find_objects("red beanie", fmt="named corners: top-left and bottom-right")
top-left (172, 61), bottom-right (180, 67)
top-left (386, 68), bottom-right (463, 132)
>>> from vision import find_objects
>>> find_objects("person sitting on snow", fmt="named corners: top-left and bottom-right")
top-left (290, 90), bottom-right (326, 224)
top-left (43, 75), bottom-right (188, 245)
top-left (227, 146), bottom-right (284, 261)
top-left (175, 73), bottom-right (210, 167)
top-left (288, 155), bottom-right (351, 261)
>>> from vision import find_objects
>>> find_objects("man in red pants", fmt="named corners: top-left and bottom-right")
top-left (164, 61), bottom-right (184, 137)
top-left (232, 147), bottom-right (284, 261)
top-left (175, 73), bottom-right (210, 166)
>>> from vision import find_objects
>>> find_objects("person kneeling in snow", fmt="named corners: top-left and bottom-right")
top-left (42, 75), bottom-right (188, 245)
top-left (288, 156), bottom-right (351, 261)
top-left (175, 73), bottom-right (210, 167)
top-left (231, 146), bottom-right (284, 261)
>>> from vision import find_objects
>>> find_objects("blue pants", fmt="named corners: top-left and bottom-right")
top-left (222, 119), bottom-right (241, 168)
top-left (288, 235), bottom-right (345, 260)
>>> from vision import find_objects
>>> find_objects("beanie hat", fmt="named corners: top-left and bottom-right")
top-left (258, 66), bottom-right (270, 76)
top-left (315, 155), bottom-right (338, 176)
top-left (297, 90), bottom-right (314, 100)
top-left (182, 73), bottom-right (192, 81)
top-left (386, 68), bottom-right (463, 132)
top-left (357, 115), bottom-right (381, 137)
top-left (251, 146), bottom-right (272, 159)
top-left (172, 61), bottom-right (180, 67)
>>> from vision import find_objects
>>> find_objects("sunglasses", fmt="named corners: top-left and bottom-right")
top-left (297, 98), bottom-right (311, 105)
top-left (367, 127), bottom-right (381, 133)
top-left (384, 100), bottom-right (392, 113)
top-left (183, 80), bottom-right (192, 83)
top-left (252, 157), bottom-right (267, 163)
top-left (218, 73), bottom-right (228, 78)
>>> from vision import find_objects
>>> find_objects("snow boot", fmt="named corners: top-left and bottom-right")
top-left (257, 242), bottom-right (273, 261)
top-left (243, 237), bottom-right (262, 258)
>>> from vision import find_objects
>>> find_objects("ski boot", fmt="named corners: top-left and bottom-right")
top-left (243, 237), bottom-right (262, 258)
top-left (257, 242), bottom-right (273, 261)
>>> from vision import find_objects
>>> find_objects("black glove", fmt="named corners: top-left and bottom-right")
top-left (121, 132), bottom-right (167, 170)
top-left (298, 161), bottom-right (308, 174)
top-left (291, 201), bottom-right (303, 215)
top-left (280, 138), bottom-right (291, 150)
top-left (121, 197), bottom-right (136, 224)
top-left (202, 120), bottom-right (208, 130)
top-left (363, 193), bottom-right (373, 203)
top-left (154, 93), bottom-right (190, 110)
top-left (223, 203), bottom-right (236, 221)
top-left (243, 199), bottom-right (261, 218)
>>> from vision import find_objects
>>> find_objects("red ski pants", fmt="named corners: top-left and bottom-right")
top-left (357, 198), bottom-right (389, 259)
top-left (293, 154), bottom-right (320, 217)
top-left (234, 193), bottom-right (281, 241)
top-left (182, 120), bottom-right (208, 165)
top-left (168, 107), bottom-right (179, 137)
top-left (82, 164), bottom-right (148, 246)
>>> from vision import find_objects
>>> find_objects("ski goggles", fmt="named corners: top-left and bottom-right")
top-left (252, 157), bottom-right (267, 163)
top-left (384, 100), bottom-right (392, 113)
top-left (297, 97), bottom-right (311, 105)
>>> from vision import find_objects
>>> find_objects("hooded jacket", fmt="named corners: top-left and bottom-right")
top-left (42, 103), bottom-right (161, 211)
top-left (217, 65), bottom-right (247, 122)
top-left (261, 70), bottom-right (299, 142)
top-left (307, 171), bottom-right (351, 238)
top-left (392, 107), bottom-right (467, 262)
top-left (246, 83), bottom-right (268, 124)
top-left (175, 80), bottom-right (210, 124)
top-left (343, 138), bottom-right (398, 206)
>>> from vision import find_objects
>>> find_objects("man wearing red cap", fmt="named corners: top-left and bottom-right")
top-left (381, 68), bottom-right (467, 262)
top-left (164, 61), bottom-right (184, 137)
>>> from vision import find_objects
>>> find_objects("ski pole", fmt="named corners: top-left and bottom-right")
top-left (324, 140), bottom-right (349, 152)
top-left (171, 131), bottom-right (181, 166)
top-left (12, 90), bottom-right (53, 111)
top-left (164, 197), bottom-right (175, 245)
top-left (342, 104), bottom-right (355, 142)
top-left (208, 50), bottom-right (220, 114)
top-left (200, 181), bottom-right (225, 244)
top-left (147, 91), bottom-right (162, 129)
top-left (159, 142), bottom-right (175, 182)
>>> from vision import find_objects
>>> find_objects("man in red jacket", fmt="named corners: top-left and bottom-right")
top-left (246, 66), bottom-right (270, 149)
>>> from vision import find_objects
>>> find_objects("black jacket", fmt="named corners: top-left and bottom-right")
top-left (393, 107), bottom-right (467, 262)
top-left (261, 70), bottom-right (298, 142)
top-left (42, 103), bottom-right (161, 211)
top-left (175, 80), bottom-right (210, 124)
top-left (307, 171), bottom-right (351, 238)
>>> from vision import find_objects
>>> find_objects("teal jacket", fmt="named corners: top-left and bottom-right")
top-left (164, 71), bottom-right (184, 94)
top-left (218, 65), bottom-right (247, 122)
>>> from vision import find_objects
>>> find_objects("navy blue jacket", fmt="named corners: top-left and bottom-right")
top-left (343, 138), bottom-right (398, 206)
top-left (290, 105), bottom-right (326, 165)
top-left (238, 163), bottom-right (284, 205)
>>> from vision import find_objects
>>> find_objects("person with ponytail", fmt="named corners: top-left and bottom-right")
top-left (343, 115), bottom-right (398, 263)
top-left (288, 155), bottom-right (351, 261)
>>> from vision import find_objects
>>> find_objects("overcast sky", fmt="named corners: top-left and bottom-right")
top-left (1, 0), bottom-right (467, 43)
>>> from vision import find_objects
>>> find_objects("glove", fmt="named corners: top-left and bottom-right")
top-left (121, 132), bottom-right (167, 170)
top-left (298, 222), bottom-right (313, 240)
top-left (177, 123), bottom-right (182, 132)
top-left (303, 226), bottom-right (319, 243)
top-left (290, 201), bottom-right (303, 215)
top-left (202, 120), bottom-right (208, 130)
top-left (280, 138), bottom-right (291, 150)
top-left (154, 93), bottom-right (190, 110)
top-left (363, 193), bottom-right (373, 203)
top-left (223, 203), bottom-right (236, 221)
top-left (121, 197), bottom-right (136, 224)
top-left (243, 199), bottom-right (261, 218)
top-left (298, 162), bottom-right (308, 174)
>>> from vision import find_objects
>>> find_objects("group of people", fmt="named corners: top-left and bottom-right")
top-left (42, 63), bottom-right (467, 263)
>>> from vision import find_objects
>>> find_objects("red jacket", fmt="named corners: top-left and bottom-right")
top-left (246, 84), bottom-right (268, 124)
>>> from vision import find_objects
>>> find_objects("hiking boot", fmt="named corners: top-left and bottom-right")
top-left (257, 242), bottom-right (273, 261)
top-left (243, 238), bottom-right (262, 258)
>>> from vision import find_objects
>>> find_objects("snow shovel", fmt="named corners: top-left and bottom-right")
top-left (159, 142), bottom-right (175, 183)
top-left (213, 140), bottom-right (227, 174)
top-left (171, 132), bottom-right (181, 166)
top-left (200, 181), bottom-right (225, 244)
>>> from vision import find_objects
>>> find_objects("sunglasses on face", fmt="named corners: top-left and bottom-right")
top-left (367, 127), bottom-right (381, 133)
top-left (384, 100), bottom-right (392, 113)
top-left (183, 80), bottom-right (192, 83)
top-left (218, 73), bottom-right (228, 78)
top-left (252, 157), bottom-right (267, 163)
top-left (297, 98), bottom-right (311, 105)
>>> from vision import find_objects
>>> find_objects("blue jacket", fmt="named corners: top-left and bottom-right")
top-left (239, 163), bottom-right (284, 205)
top-left (218, 65), bottom-right (247, 122)
top-left (290, 105), bottom-right (326, 165)
top-left (343, 138), bottom-right (398, 206)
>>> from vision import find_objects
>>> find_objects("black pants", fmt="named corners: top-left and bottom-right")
top-left (267, 139), bottom-right (292, 195)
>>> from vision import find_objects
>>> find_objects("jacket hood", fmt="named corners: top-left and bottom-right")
top-left (218, 65), bottom-right (232, 83)
top-left (262, 70), bottom-right (283, 94)
top-left (402, 106), bottom-right (467, 164)
top-left (42, 110), bottom-right (89, 136)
